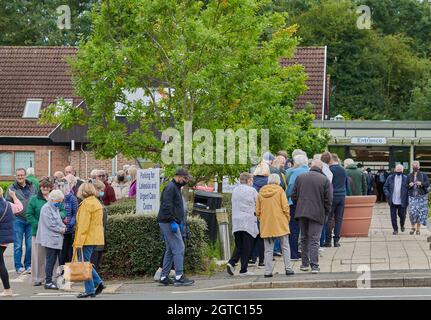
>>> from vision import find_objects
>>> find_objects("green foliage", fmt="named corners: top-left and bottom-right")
top-left (0, 181), bottom-right (13, 192)
top-left (101, 214), bottom-right (208, 277)
top-left (407, 79), bottom-right (431, 120)
top-left (106, 198), bottom-right (136, 216)
top-left (40, 0), bottom-right (328, 183)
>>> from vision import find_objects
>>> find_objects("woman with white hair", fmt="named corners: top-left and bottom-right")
top-left (256, 174), bottom-right (294, 277)
top-left (36, 190), bottom-right (66, 290)
top-left (407, 161), bottom-right (430, 235)
top-left (286, 154), bottom-right (309, 260)
top-left (127, 166), bottom-right (138, 198)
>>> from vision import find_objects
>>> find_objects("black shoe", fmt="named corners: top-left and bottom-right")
top-left (159, 277), bottom-right (175, 286)
top-left (311, 266), bottom-right (320, 274)
top-left (226, 263), bottom-right (234, 276)
top-left (285, 269), bottom-right (295, 276)
top-left (248, 258), bottom-right (256, 264)
top-left (95, 283), bottom-right (106, 295)
top-left (77, 292), bottom-right (96, 298)
top-left (401, 226), bottom-right (405, 232)
top-left (44, 283), bottom-right (58, 290)
top-left (264, 274), bottom-right (273, 278)
top-left (258, 261), bottom-right (265, 267)
top-left (323, 242), bottom-right (332, 247)
top-left (393, 231), bottom-right (398, 235)
top-left (174, 275), bottom-right (194, 286)
top-left (334, 242), bottom-right (341, 247)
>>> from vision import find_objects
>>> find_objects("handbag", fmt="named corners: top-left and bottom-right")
top-left (64, 247), bottom-right (93, 282)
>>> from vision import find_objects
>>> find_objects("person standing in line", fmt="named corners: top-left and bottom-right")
top-left (96, 170), bottom-right (116, 206)
top-left (57, 176), bottom-right (78, 265)
top-left (384, 165), bottom-right (409, 235)
top-left (36, 190), bottom-right (66, 290)
top-left (157, 168), bottom-right (194, 286)
top-left (26, 178), bottom-right (66, 286)
top-left (292, 159), bottom-right (332, 274)
top-left (64, 166), bottom-right (84, 196)
top-left (0, 188), bottom-right (23, 296)
top-left (407, 161), bottom-right (430, 235)
top-left (345, 159), bottom-right (367, 196)
top-left (74, 182), bottom-right (106, 298)
top-left (365, 168), bottom-right (375, 195)
top-left (324, 153), bottom-right (348, 247)
top-left (256, 174), bottom-right (294, 278)
top-left (111, 170), bottom-right (131, 200)
top-left (26, 168), bottom-right (39, 192)
top-left (226, 173), bottom-right (259, 277)
top-left (286, 154), bottom-right (309, 260)
top-left (53, 171), bottom-right (65, 182)
top-left (6, 168), bottom-right (37, 274)
top-left (285, 149), bottom-right (307, 184)
top-left (90, 180), bottom-right (108, 272)
top-left (376, 168), bottom-right (389, 202)
top-left (127, 166), bottom-right (138, 199)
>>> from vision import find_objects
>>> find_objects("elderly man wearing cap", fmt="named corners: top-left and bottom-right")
top-left (157, 168), bottom-right (194, 286)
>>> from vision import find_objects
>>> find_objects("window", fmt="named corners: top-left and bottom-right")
top-left (14, 152), bottom-right (35, 171)
top-left (23, 99), bottom-right (42, 118)
top-left (0, 153), bottom-right (13, 175)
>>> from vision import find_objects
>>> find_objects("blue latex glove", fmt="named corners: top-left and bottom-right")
top-left (179, 223), bottom-right (185, 234)
top-left (170, 221), bottom-right (179, 233)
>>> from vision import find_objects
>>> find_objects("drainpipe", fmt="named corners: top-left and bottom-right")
top-left (48, 150), bottom-right (52, 176)
top-left (81, 143), bottom-right (88, 179)
top-left (410, 143), bottom-right (415, 172)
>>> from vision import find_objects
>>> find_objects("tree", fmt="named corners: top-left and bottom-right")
top-left (407, 79), bottom-right (431, 120)
top-left (41, 0), bottom-right (329, 182)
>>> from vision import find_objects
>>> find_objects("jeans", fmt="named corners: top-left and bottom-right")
top-left (288, 205), bottom-right (300, 259)
top-left (229, 231), bottom-right (255, 273)
top-left (299, 218), bottom-right (323, 268)
top-left (45, 247), bottom-right (60, 284)
top-left (77, 246), bottom-right (103, 294)
top-left (159, 223), bottom-right (185, 278)
top-left (325, 196), bottom-right (346, 244)
top-left (273, 239), bottom-right (281, 253)
top-left (263, 235), bottom-right (292, 276)
top-left (390, 204), bottom-right (406, 232)
top-left (13, 218), bottom-right (32, 271)
top-left (60, 233), bottom-right (74, 266)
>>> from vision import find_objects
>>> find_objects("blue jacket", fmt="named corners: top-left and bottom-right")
top-left (0, 199), bottom-right (14, 245)
top-left (383, 174), bottom-right (409, 207)
top-left (253, 176), bottom-right (268, 193)
top-left (330, 164), bottom-right (349, 197)
top-left (286, 165), bottom-right (309, 205)
top-left (64, 193), bottom-right (78, 234)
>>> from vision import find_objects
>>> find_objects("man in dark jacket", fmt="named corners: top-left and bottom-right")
top-left (384, 165), bottom-right (409, 235)
top-left (345, 159), bottom-right (367, 196)
top-left (292, 159), bottom-right (332, 274)
top-left (324, 154), bottom-right (348, 247)
top-left (157, 168), bottom-right (194, 286)
top-left (376, 168), bottom-right (389, 202)
top-left (6, 168), bottom-right (37, 274)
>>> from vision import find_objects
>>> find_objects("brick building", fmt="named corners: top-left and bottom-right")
top-left (0, 46), bottom-right (329, 180)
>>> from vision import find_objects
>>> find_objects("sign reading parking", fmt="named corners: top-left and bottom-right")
top-left (136, 168), bottom-right (160, 214)
top-left (351, 137), bottom-right (387, 145)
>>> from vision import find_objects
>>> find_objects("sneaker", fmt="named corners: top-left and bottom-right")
top-left (174, 275), bottom-right (194, 286)
top-left (226, 263), bottom-right (235, 276)
top-left (334, 242), bottom-right (341, 247)
top-left (285, 269), bottom-right (295, 276)
top-left (300, 265), bottom-right (310, 271)
top-left (291, 257), bottom-right (301, 261)
top-left (410, 229), bottom-right (415, 235)
top-left (77, 292), bottom-right (96, 298)
top-left (311, 266), bottom-right (320, 274)
top-left (264, 274), bottom-right (273, 278)
top-left (323, 242), bottom-right (332, 247)
top-left (273, 251), bottom-right (282, 257)
top-left (159, 277), bottom-right (174, 286)
top-left (16, 267), bottom-right (25, 274)
top-left (401, 226), bottom-right (405, 232)
top-left (95, 282), bottom-right (106, 296)
top-left (257, 261), bottom-right (265, 268)
top-left (393, 231), bottom-right (398, 235)
top-left (248, 260), bottom-right (257, 266)
top-left (44, 282), bottom-right (59, 290)
top-left (239, 271), bottom-right (255, 277)
top-left (24, 267), bottom-right (31, 274)
top-left (153, 268), bottom-right (162, 281)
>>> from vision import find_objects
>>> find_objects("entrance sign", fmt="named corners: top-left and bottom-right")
top-left (351, 137), bottom-right (387, 145)
top-left (136, 168), bottom-right (160, 214)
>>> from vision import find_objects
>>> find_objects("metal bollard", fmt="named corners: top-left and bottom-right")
top-left (216, 208), bottom-right (231, 260)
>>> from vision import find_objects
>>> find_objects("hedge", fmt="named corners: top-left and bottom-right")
top-left (106, 198), bottom-right (136, 216)
top-left (100, 214), bottom-right (209, 277)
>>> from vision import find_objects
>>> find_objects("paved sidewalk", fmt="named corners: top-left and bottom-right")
top-left (245, 202), bottom-right (431, 276)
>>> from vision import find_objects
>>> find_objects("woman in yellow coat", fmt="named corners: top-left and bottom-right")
top-left (73, 182), bottom-right (106, 298)
top-left (256, 174), bottom-right (294, 278)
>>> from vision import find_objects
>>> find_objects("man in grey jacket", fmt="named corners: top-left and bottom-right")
top-left (6, 168), bottom-right (37, 274)
top-left (292, 159), bottom-right (332, 274)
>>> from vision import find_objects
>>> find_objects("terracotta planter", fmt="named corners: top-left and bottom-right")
top-left (340, 195), bottom-right (376, 237)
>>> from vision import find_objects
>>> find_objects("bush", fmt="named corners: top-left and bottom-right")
top-left (106, 198), bottom-right (136, 216)
top-left (0, 181), bottom-right (13, 192)
top-left (101, 214), bottom-right (209, 278)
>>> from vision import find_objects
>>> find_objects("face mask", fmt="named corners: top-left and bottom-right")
top-left (118, 176), bottom-right (125, 182)
top-left (396, 172), bottom-right (402, 176)
top-left (179, 181), bottom-right (188, 187)
top-left (413, 167), bottom-right (419, 172)
top-left (99, 191), bottom-right (105, 198)
top-left (53, 202), bottom-right (62, 208)
top-left (127, 175), bottom-right (132, 181)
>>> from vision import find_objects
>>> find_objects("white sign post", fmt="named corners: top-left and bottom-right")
top-left (136, 168), bottom-right (160, 214)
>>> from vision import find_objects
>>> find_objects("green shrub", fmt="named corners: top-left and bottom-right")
top-left (0, 181), bottom-right (13, 192)
top-left (106, 198), bottom-right (136, 216)
top-left (101, 214), bottom-right (209, 277)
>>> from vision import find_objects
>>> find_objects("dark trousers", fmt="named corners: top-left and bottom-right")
top-left (250, 234), bottom-right (264, 263)
top-left (390, 204), bottom-right (406, 232)
top-left (0, 246), bottom-right (10, 290)
top-left (59, 233), bottom-right (74, 266)
top-left (45, 247), bottom-right (60, 284)
top-left (288, 205), bottom-right (300, 259)
top-left (376, 182), bottom-right (386, 202)
top-left (299, 218), bottom-right (323, 268)
top-left (229, 231), bottom-right (255, 273)
top-left (325, 196), bottom-right (346, 244)
top-left (90, 250), bottom-right (104, 272)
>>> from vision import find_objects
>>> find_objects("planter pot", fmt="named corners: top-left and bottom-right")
top-left (340, 195), bottom-right (376, 237)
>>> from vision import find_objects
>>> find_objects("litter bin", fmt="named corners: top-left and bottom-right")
top-left (192, 190), bottom-right (222, 245)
